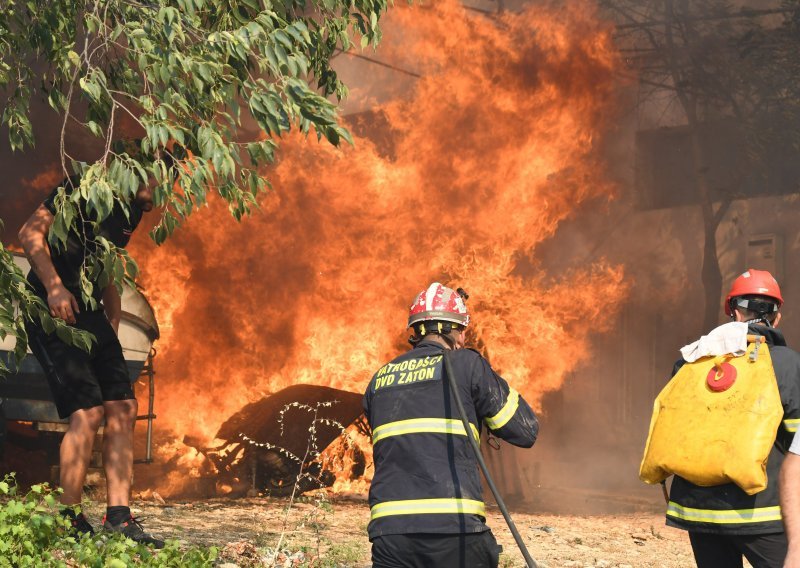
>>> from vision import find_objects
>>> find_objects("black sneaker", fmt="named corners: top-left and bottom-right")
top-left (103, 515), bottom-right (165, 549)
top-left (60, 509), bottom-right (94, 536)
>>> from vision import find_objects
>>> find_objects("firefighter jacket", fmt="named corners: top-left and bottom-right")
top-left (667, 324), bottom-right (800, 535)
top-left (363, 339), bottom-right (539, 539)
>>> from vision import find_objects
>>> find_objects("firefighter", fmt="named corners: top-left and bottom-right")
top-left (363, 283), bottom-right (539, 568)
top-left (18, 168), bottom-right (164, 547)
top-left (780, 431), bottom-right (800, 568)
top-left (665, 270), bottom-right (800, 568)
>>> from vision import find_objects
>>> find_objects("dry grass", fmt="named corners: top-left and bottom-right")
top-left (75, 493), bottom-right (699, 567)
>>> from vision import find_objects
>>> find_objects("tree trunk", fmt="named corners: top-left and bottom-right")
top-left (689, 129), bottom-right (731, 332)
top-left (662, 0), bottom-right (729, 333)
top-left (657, 0), bottom-right (740, 334)
top-left (700, 210), bottom-right (723, 331)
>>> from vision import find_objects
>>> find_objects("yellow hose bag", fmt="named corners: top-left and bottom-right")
top-left (639, 339), bottom-right (783, 495)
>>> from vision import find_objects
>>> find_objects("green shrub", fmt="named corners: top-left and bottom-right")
top-left (0, 474), bottom-right (217, 567)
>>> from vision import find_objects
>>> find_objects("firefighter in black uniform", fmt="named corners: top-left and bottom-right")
top-left (363, 282), bottom-right (539, 568)
top-left (666, 270), bottom-right (800, 567)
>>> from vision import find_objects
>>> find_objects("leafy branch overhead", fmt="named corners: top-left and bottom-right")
top-left (1, 0), bottom-right (386, 236)
top-left (0, 0), bottom-right (387, 371)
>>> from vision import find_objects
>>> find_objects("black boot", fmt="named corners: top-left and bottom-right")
top-left (60, 507), bottom-right (94, 536)
top-left (103, 515), bottom-right (165, 549)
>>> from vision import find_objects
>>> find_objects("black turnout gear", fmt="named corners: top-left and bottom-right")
top-left (363, 339), bottom-right (539, 540)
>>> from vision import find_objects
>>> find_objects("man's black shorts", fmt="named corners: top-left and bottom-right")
top-left (371, 530), bottom-right (502, 568)
top-left (26, 311), bottom-right (135, 419)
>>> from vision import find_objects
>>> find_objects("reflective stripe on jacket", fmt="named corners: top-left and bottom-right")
top-left (363, 340), bottom-right (538, 539)
top-left (667, 324), bottom-right (800, 535)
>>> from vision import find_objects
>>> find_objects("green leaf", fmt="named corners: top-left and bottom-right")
top-left (324, 126), bottom-right (340, 146)
top-left (39, 312), bottom-right (56, 334)
top-left (87, 121), bottom-right (103, 138)
top-left (13, 335), bottom-right (26, 366)
top-left (49, 214), bottom-right (68, 248)
top-left (55, 325), bottom-right (72, 344)
top-left (67, 50), bottom-right (80, 69)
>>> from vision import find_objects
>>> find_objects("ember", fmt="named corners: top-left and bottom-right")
top-left (129, 0), bottom-right (627, 495)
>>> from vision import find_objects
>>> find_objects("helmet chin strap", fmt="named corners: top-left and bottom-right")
top-left (745, 317), bottom-right (772, 328)
top-left (734, 312), bottom-right (772, 327)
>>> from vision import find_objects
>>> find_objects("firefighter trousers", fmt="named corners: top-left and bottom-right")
top-left (371, 530), bottom-right (502, 568)
top-left (689, 531), bottom-right (787, 568)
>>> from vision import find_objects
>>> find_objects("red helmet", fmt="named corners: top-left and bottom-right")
top-left (724, 269), bottom-right (784, 317)
top-left (408, 283), bottom-right (470, 328)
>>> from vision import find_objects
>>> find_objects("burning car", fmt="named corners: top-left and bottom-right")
top-left (183, 384), bottom-right (368, 497)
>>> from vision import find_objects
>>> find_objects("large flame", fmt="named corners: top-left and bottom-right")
top-left (130, 0), bottom-right (627, 494)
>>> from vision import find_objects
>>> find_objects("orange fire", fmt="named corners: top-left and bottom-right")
top-left (130, 0), bottom-right (627, 494)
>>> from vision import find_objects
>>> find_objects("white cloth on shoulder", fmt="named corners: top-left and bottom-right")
top-left (680, 321), bottom-right (749, 363)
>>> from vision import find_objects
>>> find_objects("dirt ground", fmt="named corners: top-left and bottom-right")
top-left (77, 493), bottom-right (705, 567)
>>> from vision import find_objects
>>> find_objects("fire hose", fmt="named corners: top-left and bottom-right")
top-left (442, 350), bottom-right (538, 568)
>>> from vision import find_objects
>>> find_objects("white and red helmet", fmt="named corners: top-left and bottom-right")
top-left (408, 283), bottom-right (470, 328)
